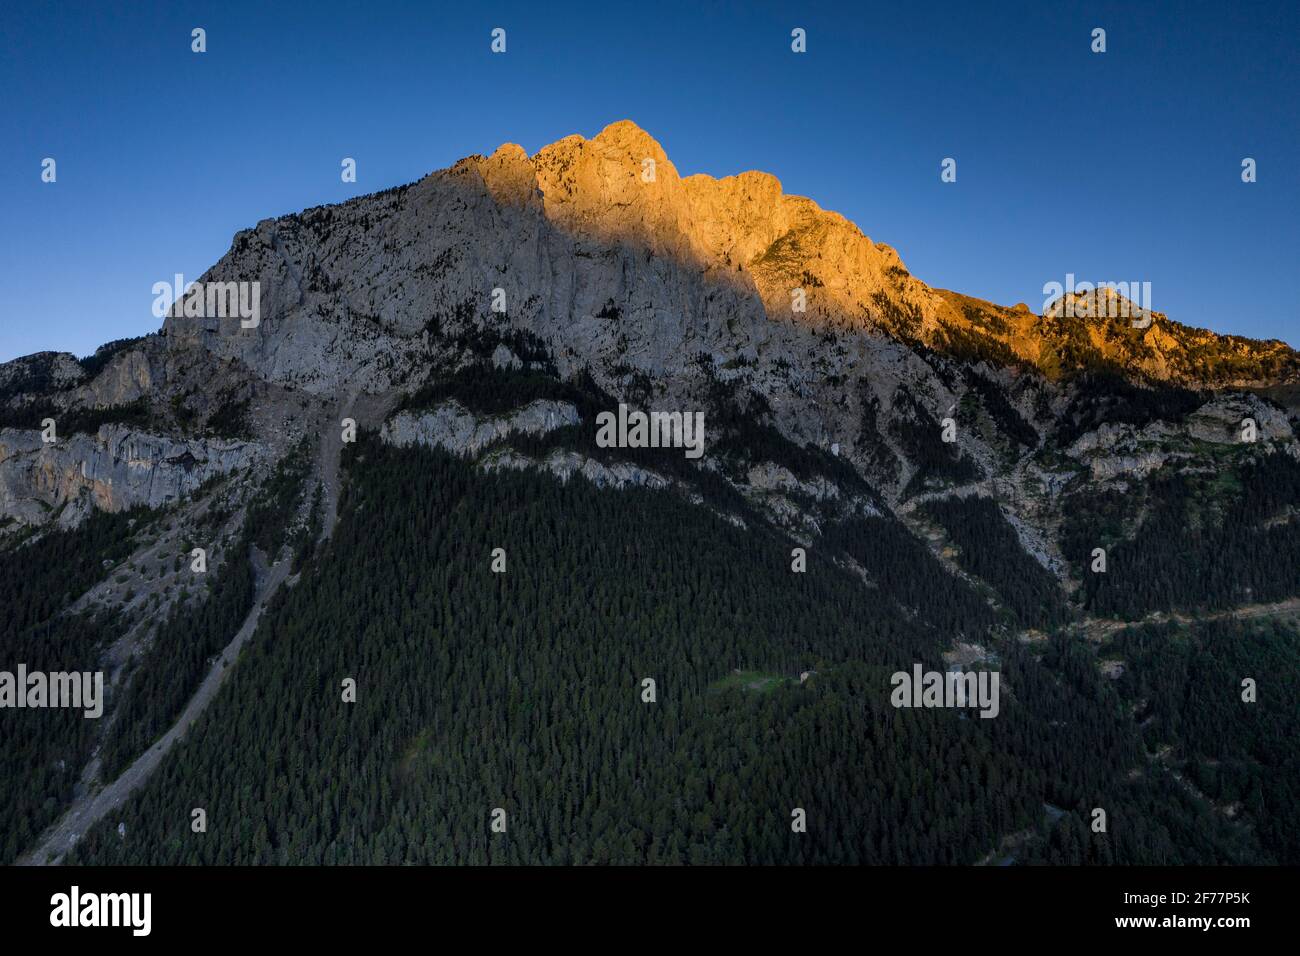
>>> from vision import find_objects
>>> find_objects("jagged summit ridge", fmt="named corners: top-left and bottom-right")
top-left (438, 121), bottom-right (1294, 386)
top-left (462, 120), bottom-right (924, 328)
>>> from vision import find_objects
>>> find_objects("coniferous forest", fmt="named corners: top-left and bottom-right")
top-left (51, 435), bottom-right (1291, 866)
top-left (0, 509), bottom-right (138, 865)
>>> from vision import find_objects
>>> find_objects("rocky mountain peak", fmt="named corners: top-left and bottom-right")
top-left (460, 120), bottom-right (929, 333)
top-left (31, 119), bottom-right (1298, 435)
top-left (590, 118), bottom-right (673, 162)
top-left (480, 122), bottom-right (1296, 385)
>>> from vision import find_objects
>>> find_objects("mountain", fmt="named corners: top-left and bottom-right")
top-left (3, 121), bottom-right (1299, 866)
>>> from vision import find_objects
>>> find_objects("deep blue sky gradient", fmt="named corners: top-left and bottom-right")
top-left (2, 0), bottom-right (1297, 361)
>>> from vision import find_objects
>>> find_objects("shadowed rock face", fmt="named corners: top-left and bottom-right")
top-left (381, 400), bottom-right (580, 456)
top-left (0, 425), bottom-right (263, 528)
top-left (0, 352), bottom-right (87, 397)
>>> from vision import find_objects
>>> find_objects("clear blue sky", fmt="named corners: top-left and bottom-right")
top-left (2, 0), bottom-right (1297, 362)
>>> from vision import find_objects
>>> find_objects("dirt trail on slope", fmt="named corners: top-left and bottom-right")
top-left (19, 389), bottom-right (398, 865)
top-left (315, 389), bottom-right (399, 540)
top-left (19, 551), bottom-right (289, 864)
top-left (1074, 596), bottom-right (1300, 643)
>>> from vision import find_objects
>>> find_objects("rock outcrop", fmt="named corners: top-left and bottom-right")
top-left (380, 400), bottom-right (580, 455)
top-left (0, 425), bottom-right (263, 527)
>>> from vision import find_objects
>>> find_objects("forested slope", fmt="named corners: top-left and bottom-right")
top-left (64, 437), bottom-right (1277, 864)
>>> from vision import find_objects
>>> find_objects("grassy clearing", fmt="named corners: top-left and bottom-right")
top-left (710, 670), bottom-right (791, 694)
